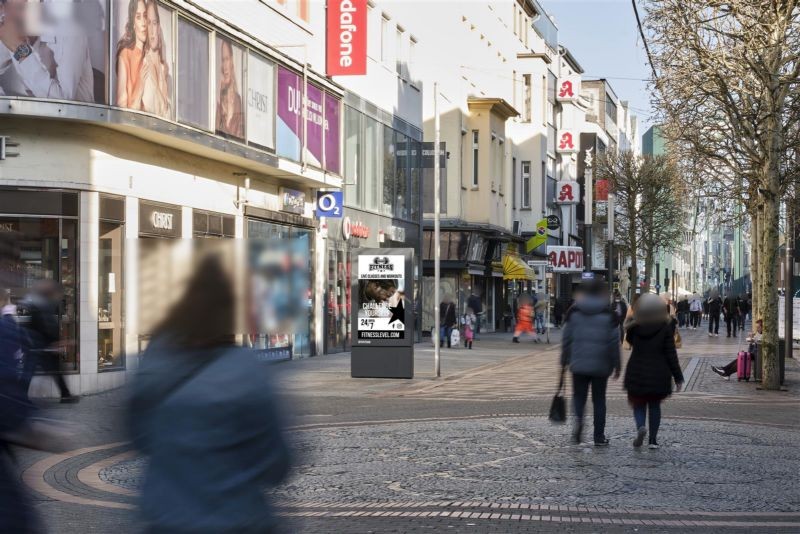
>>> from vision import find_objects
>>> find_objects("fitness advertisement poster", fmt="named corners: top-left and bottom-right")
top-left (356, 254), bottom-right (405, 340)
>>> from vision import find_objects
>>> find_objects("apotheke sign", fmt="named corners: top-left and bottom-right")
top-left (547, 246), bottom-right (584, 273)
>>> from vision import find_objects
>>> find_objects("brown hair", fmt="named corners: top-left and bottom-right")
top-left (151, 255), bottom-right (236, 349)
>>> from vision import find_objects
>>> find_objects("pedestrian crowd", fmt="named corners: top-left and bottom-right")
top-left (557, 281), bottom-right (757, 449)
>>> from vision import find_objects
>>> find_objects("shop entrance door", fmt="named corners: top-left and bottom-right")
top-left (326, 244), bottom-right (351, 353)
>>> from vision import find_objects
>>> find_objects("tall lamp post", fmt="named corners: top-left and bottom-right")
top-left (608, 192), bottom-right (615, 294)
top-left (433, 82), bottom-right (441, 378)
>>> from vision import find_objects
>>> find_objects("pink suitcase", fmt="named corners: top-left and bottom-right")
top-left (737, 351), bottom-right (751, 381)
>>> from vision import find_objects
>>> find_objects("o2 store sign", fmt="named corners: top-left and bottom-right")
top-left (547, 246), bottom-right (584, 273)
top-left (326, 0), bottom-right (367, 76)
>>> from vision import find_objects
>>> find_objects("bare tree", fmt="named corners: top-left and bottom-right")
top-left (645, 0), bottom-right (800, 389)
top-left (597, 151), bottom-right (686, 294)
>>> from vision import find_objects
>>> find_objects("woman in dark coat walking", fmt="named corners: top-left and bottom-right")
top-left (624, 293), bottom-right (684, 449)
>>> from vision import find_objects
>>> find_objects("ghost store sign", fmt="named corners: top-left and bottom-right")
top-left (140, 202), bottom-right (182, 237)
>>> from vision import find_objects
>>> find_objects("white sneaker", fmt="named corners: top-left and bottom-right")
top-left (715, 333), bottom-right (720, 337)
top-left (648, 442), bottom-right (660, 450)
top-left (708, 332), bottom-right (713, 337)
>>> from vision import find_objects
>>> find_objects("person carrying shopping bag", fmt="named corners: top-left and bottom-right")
top-left (624, 293), bottom-right (685, 450)
top-left (463, 308), bottom-right (476, 349)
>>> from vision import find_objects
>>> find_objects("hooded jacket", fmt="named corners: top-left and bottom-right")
top-left (560, 296), bottom-right (621, 377)
top-left (624, 320), bottom-right (684, 397)
top-left (128, 340), bottom-right (291, 533)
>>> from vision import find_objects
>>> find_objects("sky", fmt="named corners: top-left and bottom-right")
top-left (543, 0), bottom-right (655, 135)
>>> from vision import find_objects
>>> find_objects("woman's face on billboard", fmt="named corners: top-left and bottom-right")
top-left (221, 41), bottom-right (233, 86)
top-left (146, 2), bottom-right (159, 49)
top-left (134, 0), bottom-right (147, 44)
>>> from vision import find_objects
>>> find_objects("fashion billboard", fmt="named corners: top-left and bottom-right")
top-left (277, 65), bottom-right (341, 173)
top-left (1, 0), bottom-right (108, 104)
top-left (246, 52), bottom-right (274, 149)
top-left (112, 0), bottom-right (173, 118)
top-left (215, 35), bottom-right (245, 140)
top-left (326, 0), bottom-right (367, 76)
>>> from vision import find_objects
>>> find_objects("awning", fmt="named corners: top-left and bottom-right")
top-left (502, 255), bottom-right (536, 281)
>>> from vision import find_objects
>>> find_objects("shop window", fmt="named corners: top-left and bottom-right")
top-left (98, 220), bottom-right (125, 371)
top-left (364, 116), bottom-right (383, 212)
top-left (3, 215), bottom-right (79, 373)
top-left (410, 139), bottom-right (422, 223)
top-left (178, 18), bottom-right (210, 129)
top-left (394, 131), bottom-right (409, 219)
top-left (382, 124), bottom-right (395, 216)
top-left (344, 106), bottom-right (362, 208)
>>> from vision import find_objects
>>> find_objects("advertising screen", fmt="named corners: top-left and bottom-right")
top-left (356, 254), bottom-right (406, 340)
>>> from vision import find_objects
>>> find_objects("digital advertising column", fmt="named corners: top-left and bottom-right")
top-left (351, 248), bottom-right (415, 378)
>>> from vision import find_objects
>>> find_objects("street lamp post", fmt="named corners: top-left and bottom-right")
top-left (433, 82), bottom-right (441, 378)
top-left (608, 192), bottom-right (615, 294)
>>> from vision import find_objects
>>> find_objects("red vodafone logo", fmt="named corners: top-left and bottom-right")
top-left (326, 0), bottom-right (367, 76)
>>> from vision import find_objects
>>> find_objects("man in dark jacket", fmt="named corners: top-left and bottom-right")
top-left (561, 281), bottom-right (621, 446)
top-left (612, 290), bottom-right (628, 340)
top-left (19, 280), bottom-right (75, 402)
top-left (722, 294), bottom-right (739, 338)
top-left (439, 295), bottom-right (458, 348)
top-left (707, 292), bottom-right (722, 337)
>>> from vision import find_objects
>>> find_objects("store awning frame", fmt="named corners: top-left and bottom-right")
top-left (502, 255), bottom-right (536, 281)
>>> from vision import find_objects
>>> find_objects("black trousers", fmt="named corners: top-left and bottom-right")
top-left (708, 314), bottom-right (720, 334)
top-left (22, 351), bottom-right (72, 399)
top-left (725, 315), bottom-right (739, 337)
top-left (572, 374), bottom-right (608, 441)
top-left (690, 311), bottom-right (700, 328)
top-left (721, 359), bottom-right (738, 376)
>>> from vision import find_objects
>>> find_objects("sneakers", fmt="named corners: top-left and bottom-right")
top-left (512, 337), bottom-right (520, 343)
top-left (648, 441), bottom-right (660, 450)
top-left (711, 365), bottom-right (724, 376)
top-left (594, 437), bottom-right (610, 447)
top-left (633, 426), bottom-right (647, 448)
top-left (715, 333), bottom-right (720, 337)
top-left (708, 332), bottom-right (713, 337)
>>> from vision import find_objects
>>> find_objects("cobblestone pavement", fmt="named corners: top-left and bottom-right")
top-left (15, 326), bottom-right (800, 533)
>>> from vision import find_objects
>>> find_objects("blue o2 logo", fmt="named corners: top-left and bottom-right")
top-left (316, 191), bottom-right (343, 218)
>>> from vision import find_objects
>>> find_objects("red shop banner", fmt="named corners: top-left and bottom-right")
top-left (327, 0), bottom-right (368, 76)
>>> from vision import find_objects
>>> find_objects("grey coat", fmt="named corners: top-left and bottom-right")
top-left (560, 297), bottom-right (621, 377)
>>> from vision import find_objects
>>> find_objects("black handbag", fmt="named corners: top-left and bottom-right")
top-left (548, 366), bottom-right (567, 423)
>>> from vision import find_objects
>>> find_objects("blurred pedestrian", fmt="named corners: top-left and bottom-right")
top-left (463, 307), bottom-right (476, 349)
top-left (707, 291), bottom-right (722, 337)
top-left (560, 281), bottom-right (621, 446)
top-left (0, 288), bottom-right (40, 533)
top-left (676, 296), bottom-right (689, 328)
top-left (129, 256), bottom-right (291, 534)
top-left (512, 294), bottom-right (535, 343)
top-left (624, 294), bottom-right (685, 449)
top-left (439, 295), bottom-right (457, 348)
top-left (612, 290), bottom-right (628, 341)
top-left (19, 280), bottom-right (76, 403)
top-left (534, 296), bottom-right (547, 336)
top-left (467, 288), bottom-right (483, 339)
top-left (553, 298), bottom-right (564, 329)
top-left (689, 293), bottom-right (702, 329)
top-left (723, 293), bottom-right (739, 338)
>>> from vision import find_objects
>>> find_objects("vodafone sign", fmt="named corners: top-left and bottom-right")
top-left (327, 0), bottom-right (367, 76)
top-left (547, 246), bottom-right (584, 273)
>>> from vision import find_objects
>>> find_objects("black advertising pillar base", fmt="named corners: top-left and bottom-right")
top-left (351, 346), bottom-right (414, 379)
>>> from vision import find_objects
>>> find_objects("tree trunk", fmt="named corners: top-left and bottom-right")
top-left (643, 250), bottom-right (653, 293)
top-left (629, 228), bottom-right (639, 299)
top-left (758, 191), bottom-right (781, 390)
top-left (750, 211), bottom-right (759, 322)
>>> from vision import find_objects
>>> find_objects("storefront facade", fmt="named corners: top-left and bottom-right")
top-left (0, 0), bottom-right (343, 396)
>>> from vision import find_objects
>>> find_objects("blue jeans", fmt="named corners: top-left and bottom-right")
top-left (535, 312), bottom-right (545, 333)
top-left (572, 374), bottom-right (608, 441)
top-left (633, 401), bottom-right (662, 443)
top-left (440, 326), bottom-right (452, 347)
